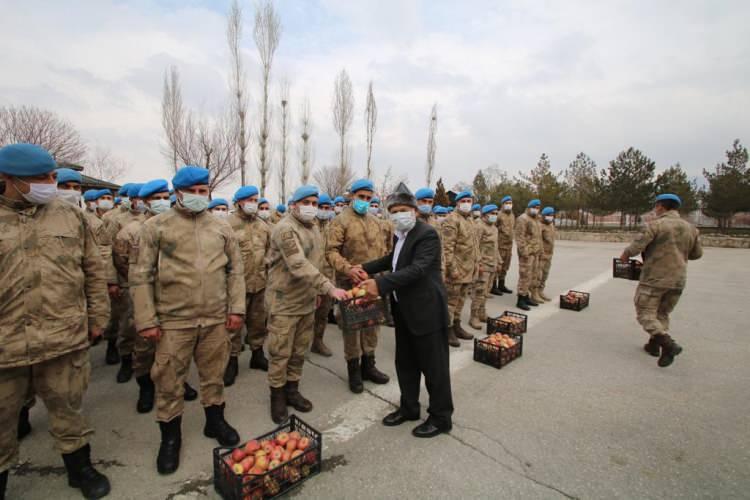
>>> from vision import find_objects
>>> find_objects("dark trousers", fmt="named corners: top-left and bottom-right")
top-left (392, 302), bottom-right (454, 427)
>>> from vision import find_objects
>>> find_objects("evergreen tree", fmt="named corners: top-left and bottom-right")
top-left (434, 177), bottom-right (450, 206)
top-left (702, 139), bottom-right (750, 230)
top-left (654, 163), bottom-right (699, 214)
top-left (605, 147), bottom-right (656, 227)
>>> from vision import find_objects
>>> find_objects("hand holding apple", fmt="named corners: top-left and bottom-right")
top-left (360, 279), bottom-right (379, 298)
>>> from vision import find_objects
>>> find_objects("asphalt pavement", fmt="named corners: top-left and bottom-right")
top-left (8, 241), bottom-right (749, 500)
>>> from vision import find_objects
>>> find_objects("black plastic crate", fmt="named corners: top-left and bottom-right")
top-left (338, 296), bottom-right (392, 333)
top-left (487, 311), bottom-right (527, 336)
top-left (560, 290), bottom-right (590, 311)
top-left (473, 334), bottom-right (523, 369)
top-left (613, 258), bottom-right (642, 280)
top-left (213, 415), bottom-right (322, 500)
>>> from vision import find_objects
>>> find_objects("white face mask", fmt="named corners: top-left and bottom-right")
top-left (98, 199), bottom-right (114, 211)
top-left (149, 199), bottom-right (171, 215)
top-left (180, 192), bottom-right (209, 213)
top-left (334, 206), bottom-right (343, 214)
top-left (369, 206), bottom-right (380, 216)
top-left (14, 179), bottom-right (57, 205)
top-left (297, 204), bottom-right (317, 222)
top-left (529, 207), bottom-right (539, 216)
top-left (391, 211), bottom-right (417, 233)
top-left (57, 188), bottom-right (81, 207)
top-left (458, 201), bottom-right (472, 214)
top-left (317, 208), bottom-right (333, 220)
top-left (258, 209), bottom-right (271, 220)
top-left (242, 202), bottom-right (258, 215)
top-left (472, 210), bottom-right (481, 217)
top-left (212, 210), bottom-right (228, 218)
top-left (502, 203), bottom-right (513, 212)
top-left (544, 215), bottom-right (554, 223)
top-left (487, 214), bottom-right (498, 224)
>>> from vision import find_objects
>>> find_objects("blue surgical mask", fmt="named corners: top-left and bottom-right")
top-left (418, 204), bottom-right (432, 214)
top-left (352, 198), bottom-right (370, 215)
top-left (180, 192), bottom-right (209, 212)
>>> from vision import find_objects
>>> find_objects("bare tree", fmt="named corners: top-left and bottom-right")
top-left (313, 164), bottom-right (354, 198)
top-left (425, 103), bottom-right (437, 186)
top-left (161, 66), bottom-right (184, 173)
top-left (298, 96), bottom-right (313, 185)
top-left (332, 68), bottom-right (354, 179)
top-left (253, 0), bottom-right (282, 196)
top-left (86, 145), bottom-right (128, 182)
top-left (0, 105), bottom-right (87, 164)
top-left (277, 80), bottom-right (290, 202)
top-left (377, 165), bottom-right (408, 199)
top-left (227, 0), bottom-right (250, 185)
top-left (364, 80), bottom-right (377, 179)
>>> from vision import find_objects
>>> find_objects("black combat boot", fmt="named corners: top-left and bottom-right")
top-left (183, 382), bottom-right (198, 401)
top-left (490, 277), bottom-right (503, 296)
top-left (61, 444), bottom-right (111, 499)
top-left (249, 348), bottom-right (269, 371)
top-left (453, 320), bottom-right (474, 340)
top-left (0, 470), bottom-right (7, 500)
top-left (135, 375), bottom-right (155, 414)
top-left (270, 387), bottom-right (288, 424)
top-left (361, 354), bottom-right (390, 384)
top-left (347, 359), bottom-right (364, 394)
top-left (643, 336), bottom-right (661, 357)
top-left (447, 328), bottom-right (461, 347)
top-left (18, 404), bottom-right (32, 440)
top-left (105, 338), bottom-right (120, 365)
top-left (157, 417), bottom-right (182, 475)
top-left (499, 278), bottom-right (513, 294)
top-left (327, 309), bottom-right (337, 324)
top-left (526, 294), bottom-right (539, 307)
top-left (516, 294), bottom-right (530, 311)
top-left (223, 356), bottom-right (239, 387)
top-left (116, 354), bottom-right (133, 383)
top-left (657, 334), bottom-right (683, 368)
top-left (203, 404), bottom-right (240, 446)
top-left (285, 381), bottom-right (313, 412)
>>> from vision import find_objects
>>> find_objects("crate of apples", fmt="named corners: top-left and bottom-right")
top-left (474, 333), bottom-right (523, 369)
top-left (560, 290), bottom-right (590, 311)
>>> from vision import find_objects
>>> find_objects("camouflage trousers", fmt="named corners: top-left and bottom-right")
top-left (446, 282), bottom-right (472, 324)
top-left (151, 323), bottom-right (230, 422)
top-left (314, 295), bottom-right (334, 336)
top-left (0, 349), bottom-right (93, 472)
top-left (117, 289), bottom-right (137, 356)
top-left (634, 284), bottom-right (683, 337)
top-left (538, 255), bottom-right (553, 290)
top-left (470, 272), bottom-right (495, 320)
top-left (342, 326), bottom-right (379, 361)
top-left (517, 253), bottom-right (540, 296)
top-left (103, 290), bottom-right (125, 341)
top-left (133, 335), bottom-right (156, 379)
top-left (230, 290), bottom-right (267, 356)
top-left (497, 246), bottom-right (513, 280)
top-left (267, 312), bottom-right (315, 388)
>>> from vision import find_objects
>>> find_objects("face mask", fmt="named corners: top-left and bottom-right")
top-left (472, 210), bottom-right (481, 218)
top-left (149, 199), bottom-right (171, 215)
top-left (180, 192), bottom-right (209, 213)
top-left (437, 216), bottom-right (447, 222)
top-left (57, 189), bottom-right (81, 206)
top-left (134, 200), bottom-right (146, 213)
top-left (487, 215), bottom-right (498, 224)
top-left (529, 207), bottom-right (539, 216)
top-left (503, 203), bottom-right (513, 212)
top-left (544, 215), bottom-right (554, 223)
top-left (258, 209), bottom-right (271, 220)
top-left (334, 206), bottom-right (343, 214)
top-left (391, 211), bottom-right (416, 232)
top-left (212, 210), bottom-right (228, 218)
top-left (317, 208), bottom-right (333, 220)
top-left (297, 205), bottom-right (317, 222)
top-left (458, 201), bottom-right (472, 214)
top-left (14, 179), bottom-right (57, 205)
top-left (418, 204), bottom-right (432, 214)
top-left (242, 202), bottom-right (258, 215)
top-left (121, 198), bottom-right (131, 210)
top-left (98, 199), bottom-right (114, 211)
top-left (369, 206), bottom-right (380, 216)
top-left (352, 198), bottom-right (370, 215)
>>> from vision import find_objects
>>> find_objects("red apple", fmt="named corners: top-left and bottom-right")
top-left (275, 432), bottom-right (289, 447)
top-left (244, 440), bottom-right (260, 454)
top-left (255, 455), bottom-right (269, 471)
top-left (232, 463), bottom-right (244, 475)
top-left (241, 456), bottom-right (255, 471)
top-left (261, 440), bottom-right (274, 455)
top-left (282, 450), bottom-right (291, 462)
top-left (286, 439), bottom-right (297, 452)
top-left (231, 448), bottom-right (246, 462)
top-left (271, 448), bottom-right (283, 461)
top-left (289, 431), bottom-right (301, 441)
top-left (297, 437), bottom-right (310, 451)
top-left (268, 459), bottom-right (281, 470)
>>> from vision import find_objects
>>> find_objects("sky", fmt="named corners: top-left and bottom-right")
top-left (1, 0), bottom-right (748, 201)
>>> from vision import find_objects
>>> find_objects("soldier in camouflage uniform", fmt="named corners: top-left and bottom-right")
top-left (514, 199), bottom-right (543, 311)
top-left (0, 144), bottom-right (112, 499)
top-left (415, 187), bottom-right (438, 227)
top-left (257, 197), bottom-right (273, 224)
top-left (620, 194), bottom-right (702, 367)
top-left (327, 179), bottom-right (391, 393)
top-left (225, 185), bottom-right (271, 385)
top-left (266, 186), bottom-right (348, 423)
top-left (270, 203), bottom-right (286, 224)
top-left (491, 195), bottom-right (515, 296)
top-left (312, 194), bottom-right (336, 356)
top-left (333, 195), bottom-right (346, 216)
top-left (538, 207), bottom-right (556, 302)
top-left (469, 205), bottom-right (502, 330)
top-left (441, 191), bottom-right (480, 346)
top-left (130, 166), bottom-right (245, 474)
top-left (208, 198), bottom-right (229, 218)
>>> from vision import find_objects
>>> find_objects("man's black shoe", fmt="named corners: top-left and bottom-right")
top-left (382, 409), bottom-right (419, 427)
top-left (183, 382), bottom-right (198, 401)
top-left (157, 418), bottom-right (181, 475)
top-left (249, 348), bottom-right (269, 371)
top-left (499, 279), bottom-right (513, 294)
top-left (412, 419), bottom-right (451, 438)
top-left (223, 356), bottom-right (239, 387)
top-left (643, 337), bottom-right (661, 357)
top-left (658, 336), bottom-right (683, 368)
top-left (116, 354), bottom-right (133, 383)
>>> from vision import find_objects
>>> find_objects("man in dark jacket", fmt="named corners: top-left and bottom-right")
top-left (359, 184), bottom-right (453, 438)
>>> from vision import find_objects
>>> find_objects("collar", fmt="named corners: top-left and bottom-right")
top-left (396, 228), bottom-right (412, 240)
top-left (0, 193), bottom-right (35, 212)
top-left (658, 210), bottom-right (680, 219)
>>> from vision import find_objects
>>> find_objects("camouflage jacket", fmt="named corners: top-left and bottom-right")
top-left (514, 211), bottom-right (542, 257)
top-left (540, 221), bottom-right (556, 258)
top-left (441, 210), bottom-right (479, 284)
top-left (496, 210), bottom-right (515, 249)
top-left (0, 197), bottom-right (110, 368)
top-left (315, 217), bottom-right (335, 280)
top-left (129, 205), bottom-right (246, 331)
top-left (84, 211), bottom-right (118, 284)
top-left (112, 214), bottom-right (151, 288)
top-left (266, 212), bottom-right (335, 316)
top-left (418, 212), bottom-right (438, 229)
top-left (227, 212), bottom-right (271, 294)
top-left (377, 217), bottom-right (394, 253)
top-left (327, 207), bottom-right (388, 283)
top-left (474, 219), bottom-right (501, 273)
top-left (623, 210), bottom-right (702, 289)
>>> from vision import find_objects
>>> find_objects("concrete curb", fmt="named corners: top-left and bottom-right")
top-left (556, 230), bottom-right (750, 249)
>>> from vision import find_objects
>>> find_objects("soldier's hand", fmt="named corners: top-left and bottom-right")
top-left (360, 279), bottom-right (379, 298)
top-left (108, 284), bottom-right (121, 299)
top-left (329, 288), bottom-right (350, 301)
top-left (619, 251), bottom-right (629, 262)
top-left (226, 314), bottom-right (244, 331)
top-left (89, 327), bottom-right (104, 344)
top-left (348, 266), bottom-right (368, 284)
top-left (140, 327), bottom-right (162, 342)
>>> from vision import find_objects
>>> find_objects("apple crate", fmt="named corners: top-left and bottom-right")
top-left (473, 334), bottom-right (523, 369)
top-left (613, 258), bottom-right (642, 280)
top-left (560, 290), bottom-right (590, 311)
top-left (338, 296), bottom-right (392, 334)
top-left (487, 311), bottom-right (527, 336)
top-left (213, 415), bottom-right (322, 500)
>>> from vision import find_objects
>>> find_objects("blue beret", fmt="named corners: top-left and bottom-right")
top-left (528, 199), bottom-right (541, 208)
top-left (656, 193), bottom-right (682, 207)
top-left (541, 206), bottom-right (555, 216)
top-left (371, 197), bottom-right (380, 204)
top-left (415, 188), bottom-right (435, 200)
top-left (118, 183), bottom-right (132, 196)
top-left (139, 179), bottom-right (169, 199)
top-left (350, 179), bottom-right (374, 193)
top-left (115, 197), bottom-right (121, 204)
top-left (172, 166), bottom-right (209, 189)
top-left (472, 203), bottom-right (481, 211)
top-left (318, 193), bottom-right (332, 206)
top-left (333, 196), bottom-right (346, 204)
top-left (447, 207), bottom-right (455, 212)
top-left (234, 185), bottom-right (260, 202)
top-left (291, 184), bottom-right (319, 203)
top-left (169, 194), bottom-right (176, 204)
top-left (208, 198), bottom-right (229, 209)
top-left (259, 197), bottom-right (269, 206)
top-left (501, 195), bottom-right (512, 203)
top-left (432, 205), bottom-right (442, 213)
top-left (276, 204), bottom-right (287, 213)
top-left (482, 204), bottom-right (499, 215)
top-left (56, 168), bottom-right (82, 185)
top-left (0, 143), bottom-right (57, 176)
top-left (434, 206), bottom-right (449, 215)
top-left (83, 190), bottom-right (99, 202)
top-left (455, 191), bottom-right (473, 202)
top-left (97, 189), bottom-right (113, 197)
top-left (127, 183), bottom-right (144, 198)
